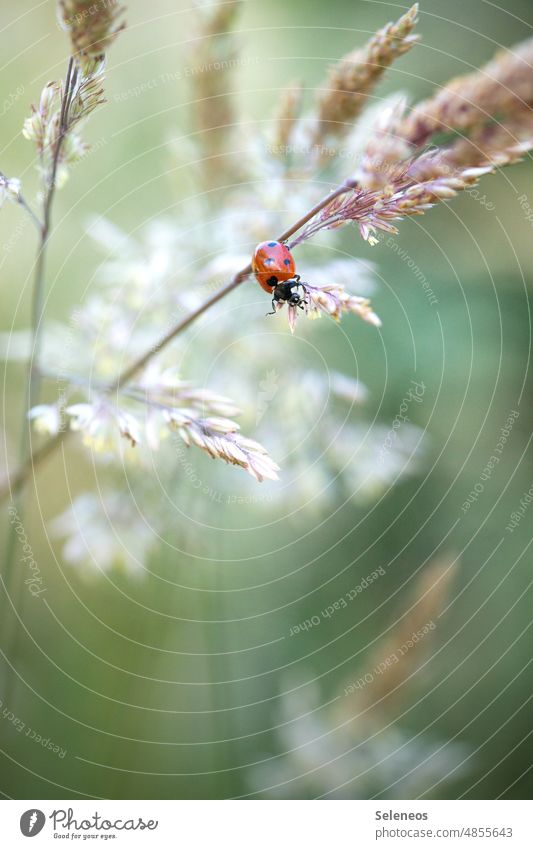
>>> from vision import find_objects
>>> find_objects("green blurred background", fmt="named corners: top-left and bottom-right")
top-left (1, 0), bottom-right (532, 799)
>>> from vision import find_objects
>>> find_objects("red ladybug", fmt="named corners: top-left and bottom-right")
top-left (252, 240), bottom-right (307, 315)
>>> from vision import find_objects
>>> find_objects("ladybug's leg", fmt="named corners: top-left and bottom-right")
top-left (265, 297), bottom-right (277, 316)
top-left (296, 280), bottom-right (309, 305)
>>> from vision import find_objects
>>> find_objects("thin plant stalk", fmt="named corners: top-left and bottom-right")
top-left (1, 59), bottom-right (78, 707)
top-left (30, 58), bottom-right (76, 406)
top-left (16, 194), bottom-right (42, 233)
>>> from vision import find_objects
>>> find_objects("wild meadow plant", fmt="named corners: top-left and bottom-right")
top-left (1, 0), bottom-right (533, 579)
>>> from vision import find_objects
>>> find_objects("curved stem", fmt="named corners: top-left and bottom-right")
top-left (0, 177), bottom-right (358, 502)
top-left (16, 194), bottom-right (42, 233)
top-left (4, 59), bottom-right (76, 510)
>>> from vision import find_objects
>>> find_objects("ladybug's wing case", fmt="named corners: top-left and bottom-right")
top-left (271, 242), bottom-right (296, 281)
top-left (252, 242), bottom-right (278, 292)
top-left (256, 276), bottom-right (277, 294)
top-left (252, 241), bottom-right (296, 292)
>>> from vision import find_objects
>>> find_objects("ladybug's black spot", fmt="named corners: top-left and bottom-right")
top-left (284, 258), bottom-right (291, 266)
top-left (267, 275), bottom-right (278, 287)
top-left (268, 241), bottom-right (277, 247)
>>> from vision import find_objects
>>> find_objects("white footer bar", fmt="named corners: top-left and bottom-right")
top-left (1, 799), bottom-right (531, 848)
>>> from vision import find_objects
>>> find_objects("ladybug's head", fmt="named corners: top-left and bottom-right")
top-left (273, 280), bottom-right (307, 309)
top-left (288, 290), bottom-right (304, 307)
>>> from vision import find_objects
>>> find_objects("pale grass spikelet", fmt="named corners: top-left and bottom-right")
top-left (136, 368), bottom-right (243, 418)
top-left (22, 81), bottom-right (62, 156)
top-left (151, 374), bottom-right (280, 482)
top-left (29, 368), bottom-right (280, 481)
top-left (274, 279), bottom-right (381, 334)
top-left (165, 409), bottom-right (280, 482)
top-left (0, 174), bottom-right (22, 207)
top-left (269, 254), bottom-right (381, 332)
top-left (65, 400), bottom-right (142, 449)
top-left (23, 81), bottom-right (81, 189)
top-left (68, 60), bottom-right (106, 124)
top-left (23, 62), bottom-right (106, 190)
top-left (305, 282), bottom-right (380, 329)
top-left (27, 404), bottom-right (62, 437)
top-left (58, 0), bottom-right (126, 69)
top-left (312, 4), bottom-right (419, 144)
top-left (22, 3), bottom-right (123, 194)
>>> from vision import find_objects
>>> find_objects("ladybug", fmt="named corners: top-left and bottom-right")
top-left (252, 240), bottom-right (308, 315)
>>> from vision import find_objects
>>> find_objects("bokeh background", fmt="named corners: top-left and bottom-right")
top-left (1, 0), bottom-right (533, 800)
